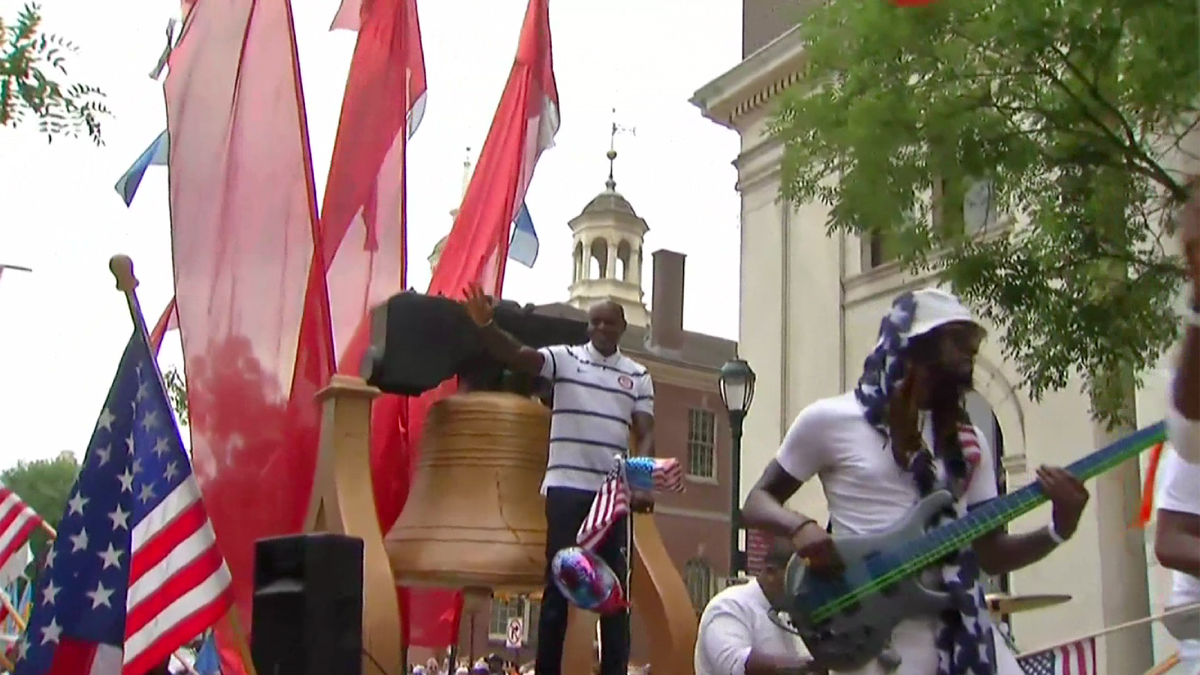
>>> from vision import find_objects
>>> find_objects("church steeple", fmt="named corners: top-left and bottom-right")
top-left (566, 116), bottom-right (648, 325)
top-left (429, 147), bottom-right (473, 273)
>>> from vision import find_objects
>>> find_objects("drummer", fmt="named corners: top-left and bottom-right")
top-left (693, 536), bottom-right (820, 674)
top-left (461, 284), bottom-right (655, 675)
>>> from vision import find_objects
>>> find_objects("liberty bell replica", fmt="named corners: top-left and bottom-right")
top-left (361, 291), bottom-right (588, 595)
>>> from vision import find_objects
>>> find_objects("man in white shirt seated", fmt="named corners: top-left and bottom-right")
top-left (1170, 179), bottom-right (1200, 464)
top-left (694, 537), bottom-right (822, 675)
top-left (1153, 447), bottom-right (1200, 674)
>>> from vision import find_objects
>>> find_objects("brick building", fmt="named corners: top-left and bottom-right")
top-left (429, 178), bottom-right (738, 667)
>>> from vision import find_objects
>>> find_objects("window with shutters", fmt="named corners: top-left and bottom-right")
top-left (684, 558), bottom-right (715, 614)
top-left (488, 597), bottom-right (524, 639)
top-left (687, 409), bottom-right (716, 480)
top-left (487, 596), bottom-right (540, 645)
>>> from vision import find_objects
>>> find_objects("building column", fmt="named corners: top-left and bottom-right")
top-left (629, 247), bottom-right (642, 286)
top-left (581, 236), bottom-right (594, 280)
top-left (1092, 414), bottom-right (1154, 674)
top-left (606, 242), bottom-right (619, 279)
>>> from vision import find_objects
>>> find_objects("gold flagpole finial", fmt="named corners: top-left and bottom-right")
top-left (109, 255), bottom-right (139, 293)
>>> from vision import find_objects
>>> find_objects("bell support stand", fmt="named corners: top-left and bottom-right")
top-left (303, 375), bottom-right (402, 675)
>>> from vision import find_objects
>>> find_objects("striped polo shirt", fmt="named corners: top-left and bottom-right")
top-left (537, 342), bottom-right (655, 493)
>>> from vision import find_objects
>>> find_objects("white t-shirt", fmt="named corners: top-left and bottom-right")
top-left (694, 579), bottom-right (809, 675)
top-left (775, 392), bottom-right (1021, 675)
top-left (1168, 393), bottom-right (1200, 464)
top-left (536, 343), bottom-right (654, 492)
top-left (1156, 448), bottom-right (1200, 609)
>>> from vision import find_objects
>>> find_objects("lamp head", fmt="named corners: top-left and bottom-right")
top-left (718, 358), bottom-right (756, 415)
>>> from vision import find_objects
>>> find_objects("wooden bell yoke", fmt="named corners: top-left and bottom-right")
top-left (303, 292), bottom-right (698, 675)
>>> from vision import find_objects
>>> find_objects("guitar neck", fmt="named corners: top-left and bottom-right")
top-left (900, 420), bottom-right (1167, 570)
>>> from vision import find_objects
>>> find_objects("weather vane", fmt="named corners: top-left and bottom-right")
top-left (606, 108), bottom-right (636, 191)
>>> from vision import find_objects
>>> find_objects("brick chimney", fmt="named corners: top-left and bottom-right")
top-left (648, 250), bottom-right (686, 353)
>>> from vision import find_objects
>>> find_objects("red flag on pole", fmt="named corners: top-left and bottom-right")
top-left (322, 0), bottom-right (426, 356)
top-left (320, 0), bottom-right (428, 647)
top-left (148, 298), bottom-right (177, 354)
top-left (428, 0), bottom-right (559, 299)
top-left (163, 0), bottom-right (333, 669)
top-left (401, 0), bottom-right (560, 647)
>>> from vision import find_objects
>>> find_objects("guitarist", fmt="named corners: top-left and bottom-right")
top-left (741, 288), bottom-right (1090, 675)
top-left (1170, 176), bottom-right (1200, 464)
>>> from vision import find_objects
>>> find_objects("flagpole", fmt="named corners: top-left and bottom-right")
top-left (108, 255), bottom-right (261, 675)
top-left (400, 67), bottom-right (411, 288)
top-left (1016, 601), bottom-right (1200, 659)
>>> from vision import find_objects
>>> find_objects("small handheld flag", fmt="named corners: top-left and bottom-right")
top-left (625, 457), bottom-right (684, 493)
top-left (576, 458), bottom-right (629, 551)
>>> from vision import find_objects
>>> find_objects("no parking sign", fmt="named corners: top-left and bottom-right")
top-left (505, 617), bottom-right (524, 649)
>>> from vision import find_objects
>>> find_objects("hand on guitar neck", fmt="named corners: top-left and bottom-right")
top-left (973, 465), bottom-right (1089, 576)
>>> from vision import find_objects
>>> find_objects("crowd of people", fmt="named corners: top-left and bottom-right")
top-left (405, 654), bottom-right (653, 675)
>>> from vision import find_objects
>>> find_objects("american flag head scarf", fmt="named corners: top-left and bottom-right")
top-left (854, 289), bottom-right (997, 675)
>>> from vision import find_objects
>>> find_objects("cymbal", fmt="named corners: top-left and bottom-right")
top-left (984, 593), bottom-right (1072, 615)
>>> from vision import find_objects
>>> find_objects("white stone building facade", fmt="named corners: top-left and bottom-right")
top-left (692, 25), bottom-right (1184, 675)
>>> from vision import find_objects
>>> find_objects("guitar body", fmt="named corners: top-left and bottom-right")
top-left (781, 490), bottom-right (957, 671)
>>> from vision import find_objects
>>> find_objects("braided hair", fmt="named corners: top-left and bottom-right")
top-left (886, 329), bottom-right (971, 496)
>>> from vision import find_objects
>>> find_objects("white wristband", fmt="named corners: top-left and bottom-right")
top-left (1046, 524), bottom-right (1065, 545)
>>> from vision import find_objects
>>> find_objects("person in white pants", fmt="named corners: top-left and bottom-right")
top-left (1170, 178), bottom-right (1200, 464)
top-left (1153, 447), bottom-right (1200, 674)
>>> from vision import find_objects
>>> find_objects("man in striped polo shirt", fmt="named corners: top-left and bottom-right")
top-left (463, 283), bottom-right (654, 675)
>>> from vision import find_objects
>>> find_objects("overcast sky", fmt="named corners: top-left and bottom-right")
top-left (0, 0), bottom-right (742, 467)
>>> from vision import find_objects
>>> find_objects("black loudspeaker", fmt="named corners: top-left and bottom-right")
top-left (251, 534), bottom-right (364, 675)
top-left (360, 290), bottom-right (588, 396)
top-left (361, 291), bottom-right (481, 396)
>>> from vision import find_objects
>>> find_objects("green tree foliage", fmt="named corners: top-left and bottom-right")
top-left (1, 452), bottom-right (78, 575)
top-left (0, 3), bottom-right (109, 144)
top-left (772, 0), bottom-right (1199, 427)
top-left (164, 365), bottom-right (189, 427)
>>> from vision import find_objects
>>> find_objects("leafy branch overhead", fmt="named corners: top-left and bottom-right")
top-left (164, 366), bottom-right (189, 427)
top-left (771, 0), bottom-right (1199, 426)
top-left (0, 3), bottom-right (110, 144)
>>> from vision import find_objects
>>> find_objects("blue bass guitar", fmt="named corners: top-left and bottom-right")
top-left (773, 421), bottom-right (1166, 672)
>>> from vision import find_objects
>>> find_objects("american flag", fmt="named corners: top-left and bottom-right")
top-left (0, 482), bottom-right (45, 576)
top-left (1017, 637), bottom-right (1097, 675)
top-left (15, 329), bottom-right (233, 675)
top-left (624, 457), bottom-right (684, 493)
top-left (577, 458), bottom-right (629, 551)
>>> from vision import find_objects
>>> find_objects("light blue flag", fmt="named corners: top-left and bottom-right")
top-left (509, 202), bottom-right (539, 268)
top-left (194, 631), bottom-right (221, 675)
top-left (114, 130), bottom-right (169, 206)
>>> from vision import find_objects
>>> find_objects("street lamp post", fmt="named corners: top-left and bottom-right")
top-left (718, 358), bottom-right (755, 578)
